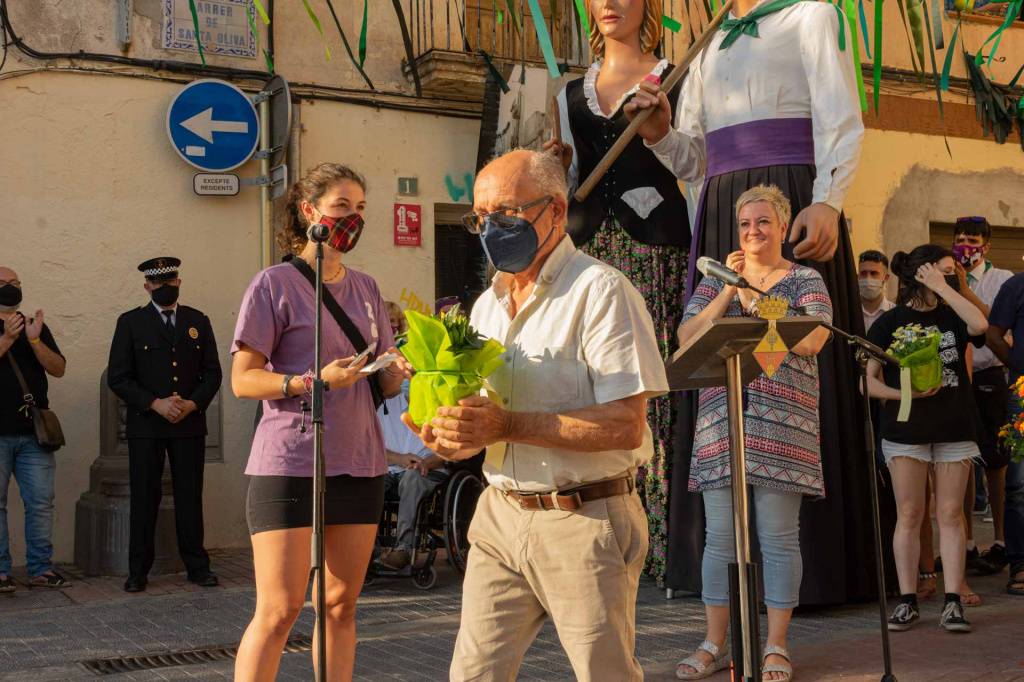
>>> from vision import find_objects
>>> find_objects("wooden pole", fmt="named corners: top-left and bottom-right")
top-left (550, 95), bottom-right (562, 150)
top-left (574, 0), bottom-right (735, 202)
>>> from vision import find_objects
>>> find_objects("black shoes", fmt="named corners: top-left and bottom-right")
top-left (124, 575), bottom-right (147, 593)
top-left (887, 602), bottom-right (921, 631)
top-left (187, 570), bottom-right (219, 587)
top-left (939, 600), bottom-right (972, 633)
top-left (973, 544), bottom-right (1009, 575)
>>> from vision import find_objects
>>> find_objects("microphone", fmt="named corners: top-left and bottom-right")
top-left (696, 256), bottom-right (749, 288)
top-left (307, 222), bottom-right (331, 244)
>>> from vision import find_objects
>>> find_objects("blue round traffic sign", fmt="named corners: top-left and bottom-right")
top-left (166, 79), bottom-right (259, 172)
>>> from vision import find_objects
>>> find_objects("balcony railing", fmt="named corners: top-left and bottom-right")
top-left (407, 0), bottom-right (711, 71)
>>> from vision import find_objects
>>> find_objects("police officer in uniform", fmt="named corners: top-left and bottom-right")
top-left (107, 257), bottom-right (222, 592)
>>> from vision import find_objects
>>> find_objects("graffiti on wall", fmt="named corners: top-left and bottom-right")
top-left (397, 287), bottom-right (432, 315)
top-left (445, 173), bottom-right (475, 203)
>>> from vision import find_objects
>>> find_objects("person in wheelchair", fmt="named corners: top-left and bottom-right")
top-left (375, 305), bottom-right (449, 572)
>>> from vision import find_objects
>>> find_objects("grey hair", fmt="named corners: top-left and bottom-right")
top-left (498, 148), bottom-right (568, 202)
top-left (735, 184), bottom-right (792, 227)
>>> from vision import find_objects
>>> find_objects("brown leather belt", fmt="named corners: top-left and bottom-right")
top-left (503, 476), bottom-right (634, 511)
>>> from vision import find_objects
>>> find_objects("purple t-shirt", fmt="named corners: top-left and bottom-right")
top-left (231, 263), bottom-right (395, 477)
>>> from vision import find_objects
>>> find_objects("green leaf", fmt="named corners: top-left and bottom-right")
top-left (251, 0), bottom-right (270, 24)
top-left (358, 0), bottom-right (369, 67)
top-left (325, 0), bottom-right (374, 89)
top-left (246, 1), bottom-right (274, 72)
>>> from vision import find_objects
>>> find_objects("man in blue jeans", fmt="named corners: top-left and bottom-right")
top-left (987, 267), bottom-right (1024, 595)
top-left (0, 267), bottom-right (68, 591)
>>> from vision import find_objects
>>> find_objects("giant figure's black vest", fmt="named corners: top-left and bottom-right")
top-left (565, 66), bottom-right (691, 248)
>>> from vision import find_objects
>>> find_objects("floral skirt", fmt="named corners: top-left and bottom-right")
top-left (580, 217), bottom-right (688, 584)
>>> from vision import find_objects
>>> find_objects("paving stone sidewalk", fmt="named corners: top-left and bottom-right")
top-left (1, 530), bottom-right (1021, 681)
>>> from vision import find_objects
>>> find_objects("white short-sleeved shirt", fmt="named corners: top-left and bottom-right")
top-left (967, 261), bottom-right (1014, 371)
top-left (470, 235), bottom-right (669, 492)
top-left (378, 394), bottom-right (433, 474)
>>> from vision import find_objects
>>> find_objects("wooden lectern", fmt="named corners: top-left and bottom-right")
top-left (666, 315), bottom-right (823, 682)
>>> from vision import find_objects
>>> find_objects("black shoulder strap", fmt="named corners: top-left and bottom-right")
top-left (289, 258), bottom-right (370, 355)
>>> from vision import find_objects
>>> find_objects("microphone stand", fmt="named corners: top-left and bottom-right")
top-left (300, 231), bottom-right (329, 681)
top-left (737, 276), bottom-right (900, 682)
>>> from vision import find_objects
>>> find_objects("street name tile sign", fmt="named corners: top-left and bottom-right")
top-left (162, 0), bottom-right (256, 58)
top-left (167, 79), bottom-right (259, 172)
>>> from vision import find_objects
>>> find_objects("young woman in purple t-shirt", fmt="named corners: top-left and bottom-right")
top-left (230, 163), bottom-right (411, 680)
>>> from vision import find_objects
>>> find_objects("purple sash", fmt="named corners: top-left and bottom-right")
top-left (685, 118), bottom-right (815, 297)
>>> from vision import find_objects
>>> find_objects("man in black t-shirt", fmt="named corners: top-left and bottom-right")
top-left (0, 267), bottom-right (69, 592)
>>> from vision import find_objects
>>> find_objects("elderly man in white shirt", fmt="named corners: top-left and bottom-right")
top-left (404, 149), bottom-right (667, 681)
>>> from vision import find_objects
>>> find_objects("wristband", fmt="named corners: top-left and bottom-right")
top-left (282, 374), bottom-right (295, 398)
top-left (28, 337), bottom-right (40, 344)
top-left (301, 372), bottom-right (314, 394)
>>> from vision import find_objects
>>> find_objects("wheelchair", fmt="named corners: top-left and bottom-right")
top-left (365, 454), bottom-right (485, 590)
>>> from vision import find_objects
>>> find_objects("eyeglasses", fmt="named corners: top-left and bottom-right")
top-left (0, 279), bottom-right (22, 288)
top-left (461, 196), bottom-right (553, 234)
top-left (955, 216), bottom-right (987, 223)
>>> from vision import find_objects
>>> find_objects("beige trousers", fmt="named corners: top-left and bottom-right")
top-left (450, 484), bottom-right (649, 682)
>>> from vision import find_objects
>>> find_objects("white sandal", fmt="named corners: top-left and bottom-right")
top-left (762, 644), bottom-right (794, 681)
top-left (676, 640), bottom-right (731, 680)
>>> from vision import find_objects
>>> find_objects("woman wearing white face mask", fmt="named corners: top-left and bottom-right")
top-left (858, 250), bottom-right (895, 333)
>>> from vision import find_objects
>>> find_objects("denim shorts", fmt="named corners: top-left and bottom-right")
top-left (881, 440), bottom-right (979, 465)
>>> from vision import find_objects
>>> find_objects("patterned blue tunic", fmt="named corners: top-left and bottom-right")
top-left (682, 263), bottom-right (833, 497)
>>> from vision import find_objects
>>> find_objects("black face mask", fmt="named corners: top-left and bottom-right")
top-left (151, 284), bottom-right (180, 307)
top-left (0, 285), bottom-right (22, 308)
top-left (943, 274), bottom-right (961, 292)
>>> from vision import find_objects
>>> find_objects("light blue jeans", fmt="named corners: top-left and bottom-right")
top-left (0, 435), bottom-right (57, 578)
top-left (702, 486), bottom-right (804, 609)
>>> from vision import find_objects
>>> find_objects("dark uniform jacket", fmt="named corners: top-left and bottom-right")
top-left (107, 304), bottom-right (222, 439)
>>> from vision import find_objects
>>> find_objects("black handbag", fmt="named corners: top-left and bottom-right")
top-left (7, 352), bottom-right (65, 451)
top-left (289, 258), bottom-right (387, 412)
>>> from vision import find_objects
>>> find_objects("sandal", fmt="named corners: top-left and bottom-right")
top-left (916, 572), bottom-right (937, 600)
top-left (762, 644), bottom-right (794, 681)
top-left (28, 570), bottom-right (70, 589)
top-left (1008, 570), bottom-right (1024, 596)
top-left (0, 575), bottom-right (15, 593)
top-left (677, 640), bottom-right (731, 680)
top-left (959, 591), bottom-right (981, 607)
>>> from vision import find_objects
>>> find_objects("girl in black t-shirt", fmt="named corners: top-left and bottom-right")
top-left (865, 244), bottom-right (988, 634)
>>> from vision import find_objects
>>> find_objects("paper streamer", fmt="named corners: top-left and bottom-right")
top-left (300, 0), bottom-right (332, 60)
top-left (251, 0), bottom-right (270, 24)
top-left (859, 0), bottom-right (872, 59)
top-left (897, 367), bottom-right (913, 422)
top-left (527, 0), bottom-right (561, 79)
top-left (187, 0), bottom-right (205, 67)
top-left (573, 0), bottom-right (590, 32)
top-left (663, 14), bottom-right (683, 32)
top-left (246, 2), bottom-right (274, 72)
top-left (843, 0), bottom-right (868, 110)
top-left (325, 0), bottom-right (374, 89)
top-left (975, 0), bottom-right (1024, 72)
top-left (873, 0), bottom-right (883, 115)
top-left (931, 0), bottom-right (944, 49)
top-left (941, 12), bottom-right (963, 90)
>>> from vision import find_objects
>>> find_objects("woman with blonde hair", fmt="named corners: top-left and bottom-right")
top-left (544, 0), bottom-right (690, 582)
top-left (675, 186), bottom-right (832, 681)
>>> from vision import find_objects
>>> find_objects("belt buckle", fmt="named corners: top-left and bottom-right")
top-left (515, 492), bottom-right (544, 511)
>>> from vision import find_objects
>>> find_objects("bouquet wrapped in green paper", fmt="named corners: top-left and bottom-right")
top-left (401, 306), bottom-right (506, 427)
top-left (887, 324), bottom-right (942, 391)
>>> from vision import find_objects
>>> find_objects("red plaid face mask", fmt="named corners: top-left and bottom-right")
top-left (317, 213), bottom-right (365, 254)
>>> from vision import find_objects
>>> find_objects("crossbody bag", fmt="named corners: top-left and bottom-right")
top-left (7, 350), bottom-right (65, 451)
top-left (289, 258), bottom-right (387, 412)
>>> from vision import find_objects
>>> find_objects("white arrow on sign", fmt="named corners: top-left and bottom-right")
top-left (179, 107), bottom-right (249, 143)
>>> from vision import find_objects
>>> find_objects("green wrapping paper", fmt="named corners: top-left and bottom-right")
top-left (889, 327), bottom-right (941, 422)
top-left (402, 310), bottom-right (506, 428)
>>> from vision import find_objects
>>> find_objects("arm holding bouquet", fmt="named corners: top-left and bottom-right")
top-left (402, 394), bottom-right (646, 461)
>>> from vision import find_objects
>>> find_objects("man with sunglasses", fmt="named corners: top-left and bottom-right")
top-left (0, 268), bottom-right (69, 592)
top-left (951, 217), bottom-right (1015, 576)
top-left (405, 150), bottom-right (668, 681)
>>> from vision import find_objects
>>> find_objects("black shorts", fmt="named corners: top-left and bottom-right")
top-left (246, 474), bottom-right (385, 535)
top-left (973, 366), bottom-right (1011, 469)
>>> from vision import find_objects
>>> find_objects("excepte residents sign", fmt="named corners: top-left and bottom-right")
top-left (193, 173), bottom-right (240, 196)
top-left (163, 0), bottom-right (257, 59)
